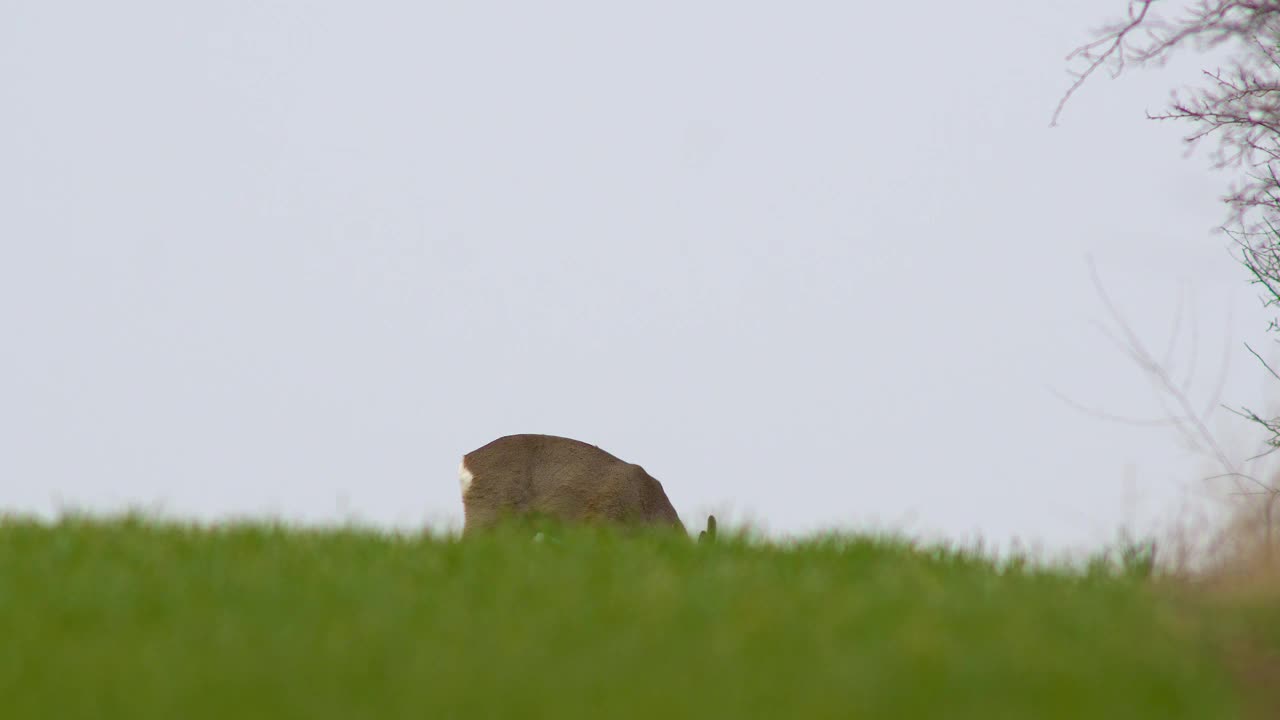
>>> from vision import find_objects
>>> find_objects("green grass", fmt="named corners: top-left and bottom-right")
top-left (0, 515), bottom-right (1256, 719)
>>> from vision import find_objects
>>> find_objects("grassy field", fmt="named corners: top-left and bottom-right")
top-left (0, 515), bottom-right (1272, 719)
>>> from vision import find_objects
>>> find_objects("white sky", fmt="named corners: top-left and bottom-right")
top-left (1, 0), bottom-right (1273, 551)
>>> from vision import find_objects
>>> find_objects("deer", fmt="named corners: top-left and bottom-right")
top-left (457, 433), bottom-right (716, 542)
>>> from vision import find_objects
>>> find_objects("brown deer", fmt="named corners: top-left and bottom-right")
top-left (458, 433), bottom-right (715, 541)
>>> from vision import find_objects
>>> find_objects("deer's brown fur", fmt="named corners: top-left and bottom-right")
top-left (459, 434), bottom-right (686, 535)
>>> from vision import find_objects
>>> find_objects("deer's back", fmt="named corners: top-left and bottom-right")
top-left (459, 434), bottom-right (684, 533)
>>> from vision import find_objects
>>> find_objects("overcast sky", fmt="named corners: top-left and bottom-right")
top-left (1, 0), bottom-right (1272, 551)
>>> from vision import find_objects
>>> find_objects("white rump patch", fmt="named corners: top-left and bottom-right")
top-left (458, 459), bottom-right (474, 498)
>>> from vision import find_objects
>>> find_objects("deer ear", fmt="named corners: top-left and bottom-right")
top-left (699, 514), bottom-right (717, 544)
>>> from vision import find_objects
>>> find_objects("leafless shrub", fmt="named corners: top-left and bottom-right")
top-left (1057, 1), bottom-right (1280, 571)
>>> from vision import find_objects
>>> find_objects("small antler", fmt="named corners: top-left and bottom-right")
top-left (698, 514), bottom-right (717, 544)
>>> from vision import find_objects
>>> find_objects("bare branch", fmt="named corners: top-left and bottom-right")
top-left (1046, 385), bottom-right (1190, 427)
top-left (1245, 340), bottom-right (1280, 379)
top-left (1088, 257), bottom-right (1245, 489)
top-left (1051, 0), bottom-right (1158, 127)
